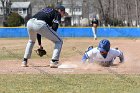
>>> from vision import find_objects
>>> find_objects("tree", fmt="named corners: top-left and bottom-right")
top-left (98, 0), bottom-right (105, 21)
top-left (135, 0), bottom-right (139, 26)
top-left (92, 0), bottom-right (140, 26)
top-left (82, 0), bottom-right (89, 25)
top-left (0, 0), bottom-right (11, 26)
top-left (82, 0), bottom-right (89, 18)
top-left (6, 12), bottom-right (24, 27)
top-left (42, 0), bottom-right (58, 7)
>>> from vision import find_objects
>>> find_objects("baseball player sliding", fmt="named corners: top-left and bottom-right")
top-left (22, 5), bottom-right (66, 68)
top-left (82, 39), bottom-right (124, 67)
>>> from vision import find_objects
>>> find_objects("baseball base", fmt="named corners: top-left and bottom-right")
top-left (58, 64), bottom-right (78, 69)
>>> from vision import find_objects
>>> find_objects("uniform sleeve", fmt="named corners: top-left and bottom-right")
top-left (52, 13), bottom-right (61, 31)
top-left (113, 49), bottom-right (124, 63)
top-left (96, 20), bottom-right (99, 25)
top-left (86, 49), bottom-right (97, 62)
top-left (91, 20), bottom-right (94, 25)
top-left (118, 50), bottom-right (124, 63)
top-left (86, 49), bottom-right (94, 58)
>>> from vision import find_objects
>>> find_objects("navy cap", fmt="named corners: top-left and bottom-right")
top-left (98, 39), bottom-right (110, 52)
top-left (55, 5), bottom-right (65, 12)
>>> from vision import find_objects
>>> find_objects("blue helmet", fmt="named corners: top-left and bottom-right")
top-left (98, 39), bottom-right (110, 52)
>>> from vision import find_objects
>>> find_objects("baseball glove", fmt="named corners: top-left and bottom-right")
top-left (35, 48), bottom-right (46, 57)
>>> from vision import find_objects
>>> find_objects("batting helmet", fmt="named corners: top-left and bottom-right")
top-left (98, 39), bottom-right (110, 52)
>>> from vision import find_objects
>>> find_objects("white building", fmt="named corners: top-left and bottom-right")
top-left (63, 0), bottom-right (82, 26)
top-left (0, 1), bottom-right (32, 18)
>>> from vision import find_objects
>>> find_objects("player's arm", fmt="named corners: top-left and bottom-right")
top-left (114, 49), bottom-right (124, 63)
top-left (52, 13), bottom-right (61, 31)
top-left (37, 33), bottom-right (43, 49)
top-left (118, 51), bottom-right (124, 63)
top-left (35, 33), bottom-right (47, 57)
top-left (82, 52), bottom-right (89, 62)
top-left (96, 19), bottom-right (99, 26)
top-left (82, 46), bottom-right (94, 63)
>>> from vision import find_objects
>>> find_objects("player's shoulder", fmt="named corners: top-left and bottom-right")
top-left (91, 47), bottom-right (99, 52)
top-left (109, 48), bottom-right (121, 54)
top-left (110, 48), bottom-right (117, 50)
top-left (86, 47), bottom-right (99, 56)
top-left (54, 10), bottom-right (61, 16)
top-left (110, 48), bottom-right (118, 52)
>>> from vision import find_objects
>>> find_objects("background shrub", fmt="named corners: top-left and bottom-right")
top-left (5, 12), bottom-right (24, 27)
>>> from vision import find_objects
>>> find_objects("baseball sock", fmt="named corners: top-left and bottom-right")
top-left (23, 58), bottom-right (28, 62)
top-left (52, 59), bottom-right (58, 62)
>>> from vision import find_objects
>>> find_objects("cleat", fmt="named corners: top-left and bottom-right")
top-left (21, 61), bottom-right (28, 67)
top-left (94, 38), bottom-right (97, 40)
top-left (50, 61), bottom-right (59, 68)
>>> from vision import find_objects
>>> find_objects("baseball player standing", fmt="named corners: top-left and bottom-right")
top-left (82, 39), bottom-right (124, 67)
top-left (91, 17), bottom-right (99, 40)
top-left (22, 5), bottom-right (66, 68)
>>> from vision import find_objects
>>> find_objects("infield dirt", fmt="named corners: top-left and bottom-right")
top-left (0, 38), bottom-right (140, 74)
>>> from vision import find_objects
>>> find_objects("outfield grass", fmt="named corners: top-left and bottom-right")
top-left (0, 74), bottom-right (140, 93)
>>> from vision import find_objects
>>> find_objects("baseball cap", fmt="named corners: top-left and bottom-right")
top-left (55, 5), bottom-right (65, 13)
top-left (93, 16), bottom-right (96, 18)
top-left (98, 39), bottom-right (110, 52)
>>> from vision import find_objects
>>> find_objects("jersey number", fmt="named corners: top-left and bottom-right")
top-left (41, 8), bottom-right (53, 13)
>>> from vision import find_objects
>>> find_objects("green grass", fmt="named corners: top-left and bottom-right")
top-left (0, 74), bottom-right (140, 93)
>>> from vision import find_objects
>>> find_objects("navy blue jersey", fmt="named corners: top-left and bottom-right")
top-left (32, 7), bottom-right (61, 31)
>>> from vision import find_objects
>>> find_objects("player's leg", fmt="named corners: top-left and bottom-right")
top-left (37, 24), bottom-right (63, 68)
top-left (95, 28), bottom-right (97, 39)
top-left (23, 30), bottom-right (36, 59)
top-left (22, 20), bottom-right (37, 67)
top-left (92, 27), bottom-right (97, 40)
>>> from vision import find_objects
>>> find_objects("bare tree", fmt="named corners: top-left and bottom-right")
top-left (1, 0), bottom-right (7, 21)
top-left (92, 0), bottom-right (140, 26)
top-left (82, 0), bottom-right (89, 19)
top-left (98, 0), bottom-right (105, 19)
top-left (125, 0), bottom-right (131, 26)
top-left (110, 0), bottom-right (114, 19)
top-left (71, 0), bottom-right (74, 25)
top-left (96, 0), bottom-right (112, 26)
top-left (4, 0), bottom-right (140, 27)
top-left (42, 0), bottom-right (58, 7)
top-left (0, 0), bottom-right (11, 26)
top-left (115, 0), bottom-right (118, 19)
top-left (135, 0), bottom-right (139, 26)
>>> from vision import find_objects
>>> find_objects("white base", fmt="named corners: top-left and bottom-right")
top-left (58, 64), bottom-right (78, 69)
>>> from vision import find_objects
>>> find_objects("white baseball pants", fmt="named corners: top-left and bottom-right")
top-left (92, 27), bottom-right (97, 39)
